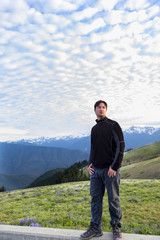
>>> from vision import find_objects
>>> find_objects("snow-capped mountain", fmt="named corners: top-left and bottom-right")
top-left (10, 126), bottom-right (160, 152)
top-left (123, 126), bottom-right (160, 150)
top-left (1, 126), bottom-right (159, 191)
top-left (11, 134), bottom-right (90, 152)
top-left (124, 126), bottom-right (158, 135)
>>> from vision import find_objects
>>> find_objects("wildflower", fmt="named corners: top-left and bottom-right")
top-left (58, 190), bottom-right (66, 195)
top-left (20, 220), bottom-right (24, 225)
top-left (24, 217), bottom-right (28, 224)
top-left (30, 223), bottom-right (42, 227)
top-left (134, 228), bottom-right (139, 233)
top-left (29, 218), bottom-right (36, 224)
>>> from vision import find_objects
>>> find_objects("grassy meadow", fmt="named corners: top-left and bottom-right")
top-left (0, 179), bottom-right (160, 235)
top-left (82, 142), bottom-right (160, 180)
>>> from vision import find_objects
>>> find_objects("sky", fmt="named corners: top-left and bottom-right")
top-left (0, 0), bottom-right (160, 141)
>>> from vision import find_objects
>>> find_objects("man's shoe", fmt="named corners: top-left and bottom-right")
top-left (112, 224), bottom-right (122, 240)
top-left (80, 222), bottom-right (103, 240)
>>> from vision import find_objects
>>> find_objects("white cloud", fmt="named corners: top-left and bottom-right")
top-left (144, 33), bottom-right (160, 54)
top-left (0, 0), bottom-right (160, 140)
top-left (148, 5), bottom-right (160, 18)
top-left (122, 0), bottom-right (150, 11)
top-left (76, 18), bottom-right (106, 35)
top-left (106, 9), bottom-right (150, 26)
top-left (89, 51), bottom-right (104, 60)
top-left (42, 23), bottom-right (57, 34)
top-left (53, 41), bottom-right (71, 51)
top-left (105, 10), bottom-right (124, 25)
top-left (41, 0), bottom-right (77, 12)
top-left (49, 14), bottom-right (71, 27)
top-left (151, 15), bottom-right (160, 31)
top-left (0, 127), bottom-right (29, 135)
top-left (21, 40), bottom-right (47, 52)
top-left (72, 7), bottom-right (98, 21)
top-left (96, 0), bottom-right (119, 10)
top-left (31, 10), bottom-right (44, 24)
top-left (0, 0), bottom-right (29, 11)
top-left (125, 21), bottom-right (146, 35)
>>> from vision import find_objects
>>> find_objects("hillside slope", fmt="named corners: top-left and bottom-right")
top-left (27, 160), bottom-right (88, 188)
top-left (121, 157), bottom-right (160, 179)
top-left (27, 168), bottom-right (64, 188)
top-left (0, 143), bottom-right (89, 176)
top-left (82, 142), bottom-right (160, 180)
top-left (28, 142), bottom-right (160, 189)
top-left (121, 142), bottom-right (160, 179)
top-left (122, 141), bottom-right (160, 166)
top-left (0, 143), bottom-right (89, 191)
top-left (0, 174), bottom-right (38, 191)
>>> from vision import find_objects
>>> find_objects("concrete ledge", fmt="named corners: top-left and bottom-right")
top-left (0, 225), bottom-right (160, 240)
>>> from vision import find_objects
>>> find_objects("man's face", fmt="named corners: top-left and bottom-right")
top-left (94, 103), bottom-right (107, 119)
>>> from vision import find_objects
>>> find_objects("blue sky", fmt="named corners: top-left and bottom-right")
top-left (0, 0), bottom-right (160, 141)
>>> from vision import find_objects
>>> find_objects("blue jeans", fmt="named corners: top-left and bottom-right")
top-left (90, 166), bottom-right (122, 229)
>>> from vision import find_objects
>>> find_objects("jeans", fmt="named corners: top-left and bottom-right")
top-left (90, 166), bottom-right (122, 229)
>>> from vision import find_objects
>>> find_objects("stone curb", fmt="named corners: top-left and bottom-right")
top-left (0, 225), bottom-right (160, 240)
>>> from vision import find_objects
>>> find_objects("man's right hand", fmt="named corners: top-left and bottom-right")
top-left (88, 163), bottom-right (95, 175)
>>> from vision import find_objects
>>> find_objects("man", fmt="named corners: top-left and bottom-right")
top-left (80, 100), bottom-right (125, 240)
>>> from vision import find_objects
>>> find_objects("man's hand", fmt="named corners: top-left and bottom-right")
top-left (88, 163), bottom-right (95, 175)
top-left (108, 167), bottom-right (116, 178)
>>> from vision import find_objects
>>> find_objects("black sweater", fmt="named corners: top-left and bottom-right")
top-left (89, 117), bottom-right (125, 171)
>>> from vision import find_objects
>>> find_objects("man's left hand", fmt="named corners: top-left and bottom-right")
top-left (108, 167), bottom-right (116, 178)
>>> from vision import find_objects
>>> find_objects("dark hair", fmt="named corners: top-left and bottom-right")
top-left (94, 100), bottom-right (107, 110)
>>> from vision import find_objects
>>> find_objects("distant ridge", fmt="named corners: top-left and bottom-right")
top-left (27, 160), bottom-right (88, 188)
top-left (9, 126), bottom-right (160, 152)
top-left (0, 143), bottom-right (89, 176)
top-left (0, 126), bottom-right (160, 191)
top-left (0, 174), bottom-right (37, 191)
top-left (27, 142), bottom-right (160, 189)
top-left (0, 143), bottom-right (89, 191)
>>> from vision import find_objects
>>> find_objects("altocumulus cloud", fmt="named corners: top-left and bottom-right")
top-left (0, 0), bottom-right (160, 141)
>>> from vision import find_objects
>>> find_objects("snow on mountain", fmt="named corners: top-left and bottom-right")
top-left (6, 126), bottom-right (160, 151)
top-left (11, 132), bottom-right (90, 145)
top-left (124, 126), bottom-right (158, 135)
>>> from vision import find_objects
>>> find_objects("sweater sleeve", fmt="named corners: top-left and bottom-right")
top-left (88, 128), bottom-right (93, 165)
top-left (111, 122), bottom-right (125, 171)
top-left (88, 148), bottom-right (92, 165)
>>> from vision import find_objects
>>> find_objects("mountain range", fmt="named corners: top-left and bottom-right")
top-left (27, 141), bottom-right (160, 189)
top-left (12, 126), bottom-right (160, 152)
top-left (0, 143), bottom-right (89, 191)
top-left (0, 126), bottom-right (160, 191)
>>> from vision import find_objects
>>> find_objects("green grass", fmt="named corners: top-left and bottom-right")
top-left (121, 157), bottom-right (160, 179)
top-left (0, 180), bottom-right (160, 235)
top-left (82, 142), bottom-right (160, 180)
top-left (122, 141), bottom-right (160, 166)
